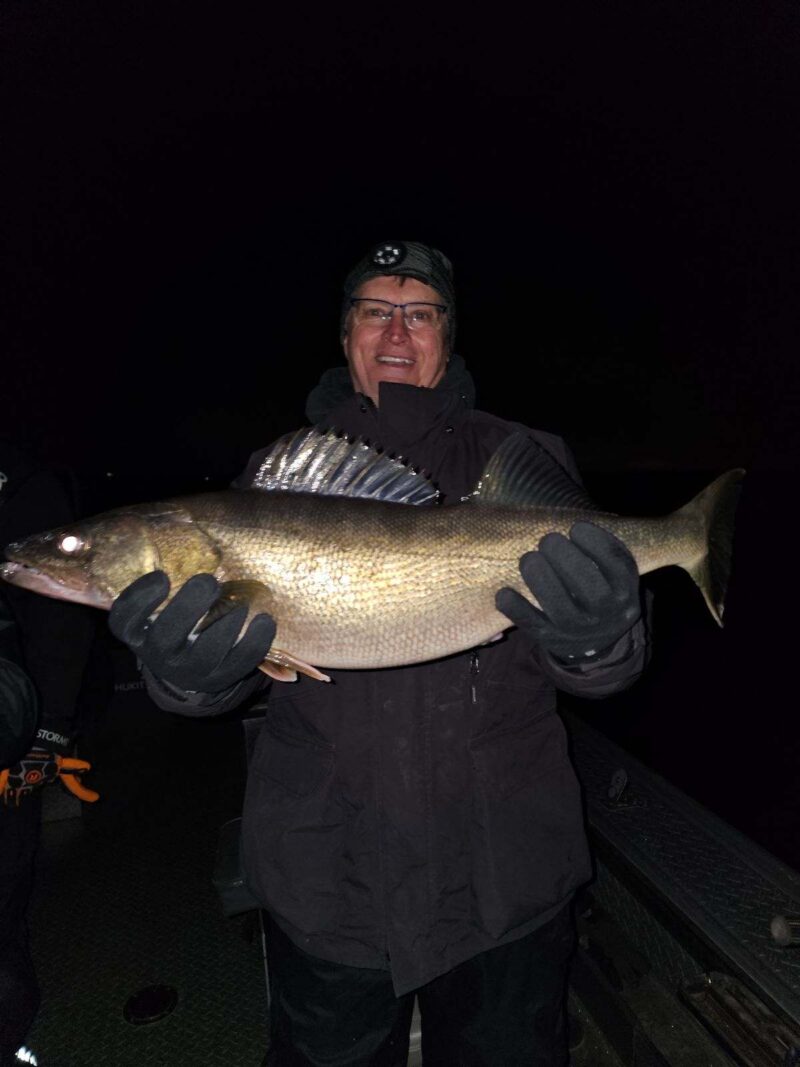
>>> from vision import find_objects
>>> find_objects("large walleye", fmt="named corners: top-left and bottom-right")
top-left (1, 429), bottom-right (743, 682)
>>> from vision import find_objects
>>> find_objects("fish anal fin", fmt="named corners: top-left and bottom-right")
top-left (261, 648), bottom-right (331, 684)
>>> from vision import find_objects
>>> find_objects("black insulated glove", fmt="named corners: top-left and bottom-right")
top-left (496, 522), bottom-right (641, 663)
top-left (109, 571), bottom-right (276, 693)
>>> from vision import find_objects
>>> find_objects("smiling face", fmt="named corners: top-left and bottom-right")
top-left (342, 276), bottom-right (450, 406)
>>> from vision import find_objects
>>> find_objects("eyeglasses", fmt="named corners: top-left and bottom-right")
top-left (349, 298), bottom-right (447, 331)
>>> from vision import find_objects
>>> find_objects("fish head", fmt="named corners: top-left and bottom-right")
top-left (1, 503), bottom-right (221, 610)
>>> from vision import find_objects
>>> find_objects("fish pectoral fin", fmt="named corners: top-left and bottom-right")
top-left (215, 579), bottom-right (274, 616)
top-left (197, 579), bottom-right (277, 635)
top-left (260, 648), bottom-right (331, 684)
top-left (207, 581), bottom-right (330, 683)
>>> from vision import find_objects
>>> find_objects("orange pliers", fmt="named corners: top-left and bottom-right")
top-left (0, 754), bottom-right (99, 804)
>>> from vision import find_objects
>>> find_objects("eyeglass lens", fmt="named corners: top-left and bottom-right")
top-left (351, 300), bottom-right (444, 330)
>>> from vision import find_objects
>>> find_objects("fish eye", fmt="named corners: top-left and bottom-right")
top-left (58, 533), bottom-right (90, 556)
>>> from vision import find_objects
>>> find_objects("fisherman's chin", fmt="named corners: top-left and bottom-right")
top-left (0, 562), bottom-right (112, 610)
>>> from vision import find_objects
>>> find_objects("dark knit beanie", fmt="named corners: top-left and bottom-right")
top-left (340, 240), bottom-right (455, 344)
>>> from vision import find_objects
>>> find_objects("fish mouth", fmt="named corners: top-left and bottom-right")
top-left (0, 560), bottom-right (112, 610)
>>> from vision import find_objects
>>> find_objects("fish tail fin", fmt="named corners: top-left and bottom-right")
top-left (675, 469), bottom-right (745, 626)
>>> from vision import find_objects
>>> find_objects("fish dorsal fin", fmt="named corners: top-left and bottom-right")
top-left (251, 427), bottom-right (439, 505)
top-left (469, 432), bottom-right (599, 510)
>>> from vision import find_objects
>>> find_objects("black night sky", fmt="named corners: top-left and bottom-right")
top-left (2, 4), bottom-right (799, 862)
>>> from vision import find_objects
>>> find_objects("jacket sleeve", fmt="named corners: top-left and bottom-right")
top-left (0, 589), bottom-right (38, 768)
top-left (141, 666), bottom-right (270, 718)
top-left (534, 589), bottom-right (653, 699)
top-left (1, 468), bottom-right (96, 754)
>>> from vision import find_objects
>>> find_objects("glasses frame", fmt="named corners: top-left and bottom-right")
top-left (348, 297), bottom-right (448, 331)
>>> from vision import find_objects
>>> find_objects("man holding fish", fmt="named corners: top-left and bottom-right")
top-left (110, 241), bottom-right (650, 1065)
top-left (5, 243), bottom-right (741, 1062)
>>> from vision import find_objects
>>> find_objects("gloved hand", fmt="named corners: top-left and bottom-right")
top-left (496, 522), bottom-right (641, 663)
top-left (0, 748), bottom-right (99, 804)
top-left (109, 571), bottom-right (276, 694)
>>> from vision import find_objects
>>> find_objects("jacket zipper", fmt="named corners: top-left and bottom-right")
top-left (470, 650), bottom-right (480, 705)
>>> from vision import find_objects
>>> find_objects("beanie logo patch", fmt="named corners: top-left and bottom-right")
top-left (371, 241), bottom-right (406, 268)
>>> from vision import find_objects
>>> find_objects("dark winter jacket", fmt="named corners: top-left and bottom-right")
top-left (0, 442), bottom-right (96, 756)
top-left (0, 585), bottom-right (38, 769)
top-left (146, 358), bottom-right (649, 994)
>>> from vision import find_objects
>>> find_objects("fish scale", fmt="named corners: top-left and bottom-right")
top-left (170, 491), bottom-right (707, 669)
top-left (0, 429), bottom-right (743, 679)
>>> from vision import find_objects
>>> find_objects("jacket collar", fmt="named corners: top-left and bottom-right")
top-left (305, 354), bottom-right (476, 454)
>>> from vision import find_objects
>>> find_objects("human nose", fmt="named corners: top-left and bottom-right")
top-left (384, 306), bottom-right (411, 342)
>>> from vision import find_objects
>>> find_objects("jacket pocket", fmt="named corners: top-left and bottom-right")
top-left (253, 726), bottom-right (333, 798)
top-left (469, 715), bottom-right (591, 938)
top-left (242, 727), bottom-right (342, 932)
top-left (471, 677), bottom-right (556, 740)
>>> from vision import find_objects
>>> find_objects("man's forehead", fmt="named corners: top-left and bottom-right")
top-left (355, 276), bottom-right (444, 302)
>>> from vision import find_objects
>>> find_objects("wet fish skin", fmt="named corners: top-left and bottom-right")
top-left (0, 464), bottom-right (742, 673)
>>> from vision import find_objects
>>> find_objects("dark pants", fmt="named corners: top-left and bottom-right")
top-left (265, 907), bottom-right (574, 1067)
top-left (0, 794), bottom-right (41, 1065)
